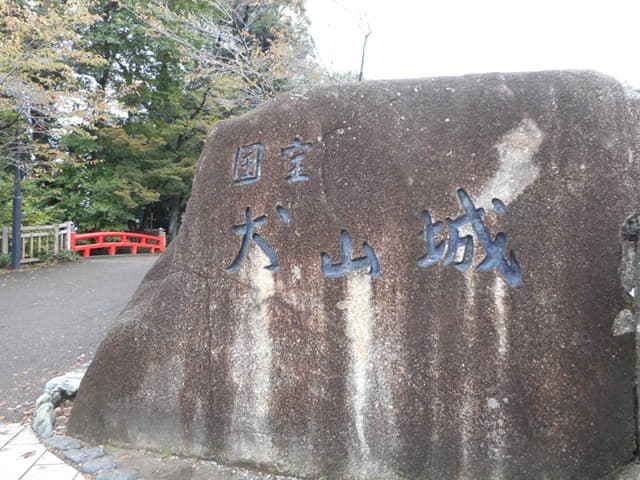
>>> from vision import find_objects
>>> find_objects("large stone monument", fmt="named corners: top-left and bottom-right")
top-left (69, 71), bottom-right (640, 479)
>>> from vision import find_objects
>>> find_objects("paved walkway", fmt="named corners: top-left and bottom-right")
top-left (1, 423), bottom-right (84, 480)
top-left (0, 255), bottom-right (157, 479)
top-left (0, 255), bottom-right (157, 423)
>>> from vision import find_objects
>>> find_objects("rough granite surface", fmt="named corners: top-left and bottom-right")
top-left (69, 71), bottom-right (640, 479)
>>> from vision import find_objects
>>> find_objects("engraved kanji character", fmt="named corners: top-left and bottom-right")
top-left (417, 189), bottom-right (522, 287)
top-left (321, 230), bottom-right (380, 279)
top-left (225, 207), bottom-right (280, 273)
top-left (281, 137), bottom-right (313, 183)
top-left (233, 143), bottom-right (263, 185)
top-left (456, 190), bottom-right (521, 286)
top-left (417, 211), bottom-right (447, 268)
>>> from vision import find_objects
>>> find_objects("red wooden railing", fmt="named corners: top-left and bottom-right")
top-left (71, 231), bottom-right (165, 257)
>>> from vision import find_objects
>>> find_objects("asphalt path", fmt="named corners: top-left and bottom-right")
top-left (0, 255), bottom-right (157, 422)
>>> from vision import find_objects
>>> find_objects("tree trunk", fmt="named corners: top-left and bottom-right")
top-left (167, 197), bottom-right (184, 242)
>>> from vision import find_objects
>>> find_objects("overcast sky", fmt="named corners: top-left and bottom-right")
top-left (305, 0), bottom-right (640, 88)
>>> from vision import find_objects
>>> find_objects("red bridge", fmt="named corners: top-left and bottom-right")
top-left (71, 231), bottom-right (165, 257)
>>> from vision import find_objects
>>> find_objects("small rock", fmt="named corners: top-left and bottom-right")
top-left (36, 402), bottom-right (56, 422)
top-left (96, 468), bottom-right (137, 480)
top-left (47, 435), bottom-right (82, 451)
top-left (81, 456), bottom-right (117, 474)
top-left (33, 403), bottom-right (56, 438)
top-left (609, 462), bottom-right (640, 479)
top-left (45, 367), bottom-right (87, 396)
top-left (64, 446), bottom-right (105, 464)
top-left (50, 389), bottom-right (62, 406)
top-left (35, 393), bottom-right (52, 409)
top-left (612, 309), bottom-right (636, 336)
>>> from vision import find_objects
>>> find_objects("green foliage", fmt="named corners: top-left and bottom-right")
top-left (0, 165), bottom-right (56, 226)
top-left (158, 446), bottom-right (178, 459)
top-left (37, 249), bottom-right (81, 264)
top-left (0, 249), bottom-right (80, 270)
top-left (0, 170), bottom-right (11, 226)
top-left (0, 0), bottom-right (321, 238)
top-left (0, 0), bottom-right (106, 165)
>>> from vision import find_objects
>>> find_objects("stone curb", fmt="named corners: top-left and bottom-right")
top-left (49, 436), bottom-right (136, 480)
top-left (29, 366), bottom-right (301, 480)
top-left (33, 363), bottom-right (89, 438)
top-left (33, 366), bottom-right (139, 480)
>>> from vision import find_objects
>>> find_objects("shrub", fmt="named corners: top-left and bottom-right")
top-left (37, 250), bottom-right (81, 264)
top-left (0, 253), bottom-right (10, 268)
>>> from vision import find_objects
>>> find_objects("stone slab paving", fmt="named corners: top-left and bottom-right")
top-left (0, 424), bottom-right (85, 480)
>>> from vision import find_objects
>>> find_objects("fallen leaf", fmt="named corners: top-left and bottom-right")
top-left (21, 451), bottom-right (36, 458)
top-left (119, 454), bottom-right (133, 460)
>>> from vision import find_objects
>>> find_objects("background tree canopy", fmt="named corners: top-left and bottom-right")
top-left (0, 0), bottom-right (321, 239)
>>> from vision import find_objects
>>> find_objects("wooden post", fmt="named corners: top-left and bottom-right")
top-left (159, 228), bottom-right (166, 250)
top-left (1, 226), bottom-right (8, 255)
top-left (54, 224), bottom-right (59, 254)
top-left (65, 222), bottom-right (73, 251)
